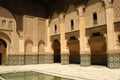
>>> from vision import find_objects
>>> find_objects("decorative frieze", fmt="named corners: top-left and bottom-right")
top-left (86, 26), bottom-right (107, 37)
top-left (50, 35), bottom-right (60, 42)
top-left (65, 30), bottom-right (79, 39)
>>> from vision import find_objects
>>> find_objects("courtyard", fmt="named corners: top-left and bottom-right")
top-left (0, 64), bottom-right (120, 80)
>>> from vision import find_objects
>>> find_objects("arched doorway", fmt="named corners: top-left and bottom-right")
top-left (53, 39), bottom-right (61, 63)
top-left (25, 39), bottom-right (33, 64)
top-left (38, 40), bottom-right (45, 64)
top-left (89, 33), bottom-right (107, 66)
top-left (0, 39), bottom-right (7, 65)
top-left (68, 36), bottom-right (80, 64)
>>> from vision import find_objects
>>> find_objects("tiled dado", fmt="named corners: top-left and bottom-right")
top-left (25, 54), bottom-right (54, 64)
top-left (81, 54), bottom-right (91, 67)
top-left (25, 55), bottom-right (38, 65)
top-left (107, 53), bottom-right (120, 69)
top-left (45, 54), bottom-right (54, 64)
top-left (7, 54), bottom-right (54, 65)
top-left (61, 54), bottom-right (69, 65)
top-left (38, 54), bottom-right (46, 64)
top-left (7, 55), bottom-right (24, 65)
top-left (7, 54), bottom-right (48, 65)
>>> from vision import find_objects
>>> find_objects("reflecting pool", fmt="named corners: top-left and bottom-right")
top-left (0, 71), bottom-right (73, 80)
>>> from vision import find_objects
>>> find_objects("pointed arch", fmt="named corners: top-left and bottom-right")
top-left (0, 32), bottom-right (10, 65)
top-left (38, 40), bottom-right (45, 54)
top-left (25, 39), bottom-right (33, 53)
top-left (0, 32), bottom-right (11, 44)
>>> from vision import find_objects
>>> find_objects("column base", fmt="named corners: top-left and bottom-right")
top-left (107, 53), bottom-right (120, 69)
top-left (81, 54), bottom-right (91, 67)
top-left (61, 54), bottom-right (69, 65)
top-left (45, 54), bottom-right (53, 64)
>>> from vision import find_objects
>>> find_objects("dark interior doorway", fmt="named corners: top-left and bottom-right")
top-left (0, 39), bottom-right (7, 65)
top-left (68, 36), bottom-right (80, 64)
top-left (89, 34), bottom-right (107, 66)
top-left (0, 53), bottom-right (2, 65)
top-left (53, 39), bottom-right (61, 63)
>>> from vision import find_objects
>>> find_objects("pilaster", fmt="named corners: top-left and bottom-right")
top-left (104, 1), bottom-right (120, 68)
top-left (77, 6), bottom-right (91, 66)
top-left (45, 19), bottom-right (54, 64)
top-left (59, 13), bottom-right (69, 65)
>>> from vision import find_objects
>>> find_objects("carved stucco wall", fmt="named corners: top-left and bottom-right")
top-left (25, 39), bottom-right (33, 54)
top-left (84, 0), bottom-right (106, 28)
top-left (0, 7), bottom-right (18, 55)
top-left (50, 18), bottom-right (60, 36)
top-left (24, 15), bottom-right (46, 54)
top-left (38, 18), bottom-right (46, 54)
top-left (49, 11), bottom-right (60, 37)
top-left (65, 4), bottom-right (79, 33)
top-left (113, 0), bottom-right (120, 22)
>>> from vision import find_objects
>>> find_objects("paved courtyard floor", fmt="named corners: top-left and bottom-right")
top-left (0, 64), bottom-right (120, 80)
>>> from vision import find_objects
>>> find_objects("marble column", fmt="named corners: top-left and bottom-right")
top-left (59, 13), bottom-right (69, 65)
top-left (77, 6), bottom-right (91, 66)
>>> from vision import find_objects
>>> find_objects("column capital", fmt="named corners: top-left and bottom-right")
top-left (102, 0), bottom-right (113, 9)
top-left (59, 12), bottom-right (65, 23)
top-left (77, 6), bottom-right (85, 17)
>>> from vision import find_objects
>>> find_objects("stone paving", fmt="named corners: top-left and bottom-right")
top-left (0, 64), bottom-right (120, 80)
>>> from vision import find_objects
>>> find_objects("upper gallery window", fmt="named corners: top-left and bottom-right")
top-left (93, 13), bottom-right (97, 24)
top-left (54, 24), bottom-right (57, 33)
top-left (8, 21), bottom-right (13, 28)
top-left (71, 19), bottom-right (74, 30)
top-left (2, 20), bottom-right (6, 27)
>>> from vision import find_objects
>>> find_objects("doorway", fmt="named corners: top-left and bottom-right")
top-left (0, 53), bottom-right (2, 65)
top-left (89, 33), bottom-right (107, 66)
top-left (0, 39), bottom-right (7, 65)
top-left (68, 36), bottom-right (80, 64)
top-left (53, 39), bottom-right (61, 63)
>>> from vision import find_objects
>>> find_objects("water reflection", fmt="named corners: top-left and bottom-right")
top-left (0, 71), bottom-right (73, 80)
